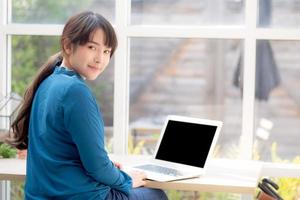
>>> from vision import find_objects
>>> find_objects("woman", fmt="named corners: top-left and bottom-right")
top-left (9, 11), bottom-right (168, 200)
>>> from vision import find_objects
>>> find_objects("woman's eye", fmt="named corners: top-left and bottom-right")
top-left (89, 46), bottom-right (96, 50)
top-left (104, 50), bottom-right (111, 54)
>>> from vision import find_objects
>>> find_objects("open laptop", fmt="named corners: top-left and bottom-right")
top-left (126, 115), bottom-right (223, 182)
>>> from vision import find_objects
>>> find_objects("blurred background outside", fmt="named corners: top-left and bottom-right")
top-left (9, 0), bottom-right (300, 162)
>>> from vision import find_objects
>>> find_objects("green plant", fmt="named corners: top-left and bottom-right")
top-left (0, 143), bottom-right (17, 158)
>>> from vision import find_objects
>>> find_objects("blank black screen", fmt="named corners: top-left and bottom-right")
top-left (155, 120), bottom-right (217, 168)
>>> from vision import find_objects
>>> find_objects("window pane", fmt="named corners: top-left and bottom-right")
top-left (258, 0), bottom-right (300, 28)
top-left (12, 0), bottom-right (115, 24)
top-left (11, 35), bottom-right (114, 151)
top-left (129, 38), bottom-right (243, 158)
top-left (11, 181), bottom-right (24, 199)
top-left (254, 40), bottom-right (300, 162)
top-left (131, 0), bottom-right (244, 25)
top-left (11, 36), bottom-right (59, 95)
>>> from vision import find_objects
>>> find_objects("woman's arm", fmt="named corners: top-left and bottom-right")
top-left (63, 82), bottom-right (132, 195)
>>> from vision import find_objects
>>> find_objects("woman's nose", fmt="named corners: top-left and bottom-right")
top-left (94, 52), bottom-right (104, 64)
top-left (94, 58), bottom-right (100, 64)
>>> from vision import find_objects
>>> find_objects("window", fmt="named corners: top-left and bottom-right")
top-left (258, 0), bottom-right (300, 28)
top-left (129, 38), bottom-right (243, 158)
top-left (254, 40), bottom-right (300, 162)
top-left (1, 0), bottom-right (299, 163)
top-left (131, 0), bottom-right (244, 25)
top-left (11, 36), bottom-right (59, 95)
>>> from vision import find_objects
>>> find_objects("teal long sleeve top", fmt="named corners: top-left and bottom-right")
top-left (25, 66), bottom-right (132, 200)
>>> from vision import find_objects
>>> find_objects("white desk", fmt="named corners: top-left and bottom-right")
top-left (0, 156), bottom-right (262, 199)
top-left (0, 159), bottom-right (25, 181)
top-left (110, 155), bottom-right (262, 195)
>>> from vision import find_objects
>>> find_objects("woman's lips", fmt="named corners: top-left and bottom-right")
top-left (88, 65), bottom-right (100, 70)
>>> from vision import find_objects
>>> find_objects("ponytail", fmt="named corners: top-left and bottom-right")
top-left (7, 52), bottom-right (63, 149)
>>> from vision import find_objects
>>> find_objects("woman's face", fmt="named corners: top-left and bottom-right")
top-left (63, 28), bottom-right (112, 80)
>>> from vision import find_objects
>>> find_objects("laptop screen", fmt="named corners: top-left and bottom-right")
top-left (155, 120), bottom-right (217, 168)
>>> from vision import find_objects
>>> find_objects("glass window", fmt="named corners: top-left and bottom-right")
top-left (11, 35), bottom-right (114, 151)
top-left (11, 36), bottom-right (60, 95)
top-left (258, 0), bottom-right (300, 28)
top-left (129, 37), bottom-right (243, 158)
top-left (11, 181), bottom-right (24, 199)
top-left (131, 0), bottom-right (244, 25)
top-left (12, 0), bottom-right (115, 24)
top-left (254, 40), bottom-right (300, 162)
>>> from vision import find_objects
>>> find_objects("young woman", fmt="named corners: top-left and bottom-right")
top-left (9, 11), bottom-right (168, 200)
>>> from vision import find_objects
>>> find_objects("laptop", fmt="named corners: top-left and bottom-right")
top-left (126, 115), bottom-right (223, 182)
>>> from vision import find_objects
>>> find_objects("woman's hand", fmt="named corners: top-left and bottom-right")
top-left (128, 170), bottom-right (147, 188)
top-left (112, 161), bottom-right (122, 169)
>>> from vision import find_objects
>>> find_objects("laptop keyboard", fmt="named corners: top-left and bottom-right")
top-left (135, 164), bottom-right (183, 177)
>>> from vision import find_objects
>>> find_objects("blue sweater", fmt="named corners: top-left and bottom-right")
top-left (25, 66), bottom-right (132, 200)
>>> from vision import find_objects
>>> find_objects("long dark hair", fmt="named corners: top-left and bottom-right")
top-left (8, 11), bottom-right (118, 149)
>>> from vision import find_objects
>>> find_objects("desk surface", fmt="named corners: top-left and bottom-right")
top-left (0, 158), bottom-right (25, 181)
top-left (111, 155), bottom-right (262, 194)
top-left (0, 155), bottom-right (262, 194)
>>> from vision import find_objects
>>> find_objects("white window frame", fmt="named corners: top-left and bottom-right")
top-left (1, 1), bottom-right (300, 195)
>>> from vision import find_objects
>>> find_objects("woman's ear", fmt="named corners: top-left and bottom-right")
top-left (62, 39), bottom-right (72, 55)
